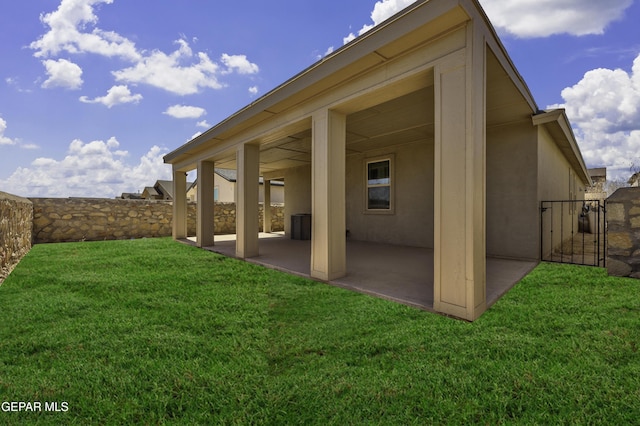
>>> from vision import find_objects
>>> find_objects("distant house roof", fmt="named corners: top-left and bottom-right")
top-left (119, 192), bottom-right (142, 200)
top-left (155, 180), bottom-right (194, 199)
top-left (588, 168), bottom-right (607, 180)
top-left (215, 168), bottom-right (237, 182)
top-left (154, 181), bottom-right (173, 199)
top-left (143, 186), bottom-right (160, 198)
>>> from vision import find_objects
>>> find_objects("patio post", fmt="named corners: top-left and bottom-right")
top-left (263, 179), bottom-right (272, 233)
top-left (236, 143), bottom-right (260, 258)
top-left (172, 168), bottom-right (188, 240)
top-left (433, 34), bottom-right (486, 321)
top-left (310, 109), bottom-right (346, 281)
top-left (196, 160), bottom-right (215, 247)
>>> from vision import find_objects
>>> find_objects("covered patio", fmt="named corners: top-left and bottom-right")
top-left (165, 0), bottom-right (591, 321)
top-left (184, 233), bottom-right (536, 312)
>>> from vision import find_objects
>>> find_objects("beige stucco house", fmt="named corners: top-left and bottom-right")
top-left (186, 169), bottom-right (284, 204)
top-left (164, 0), bottom-right (590, 321)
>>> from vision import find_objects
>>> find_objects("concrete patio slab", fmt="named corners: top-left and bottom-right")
top-left (184, 233), bottom-right (537, 312)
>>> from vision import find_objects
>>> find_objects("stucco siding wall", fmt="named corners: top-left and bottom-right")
top-left (215, 176), bottom-right (236, 203)
top-left (346, 140), bottom-right (434, 248)
top-left (262, 185), bottom-right (284, 204)
top-left (537, 126), bottom-right (585, 259)
top-left (279, 141), bottom-right (434, 247)
top-left (192, 178), bottom-right (284, 204)
top-left (283, 165), bottom-right (312, 236)
top-left (537, 127), bottom-right (584, 202)
top-left (486, 123), bottom-right (538, 260)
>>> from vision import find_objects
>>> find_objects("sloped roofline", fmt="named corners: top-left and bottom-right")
top-left (532, 109), bottom-right (592, 186)
top-left (164, 0), bottom-right (538, 166)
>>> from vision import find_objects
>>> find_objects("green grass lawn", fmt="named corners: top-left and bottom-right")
top-left (0, 238), bottom-right (639, 425)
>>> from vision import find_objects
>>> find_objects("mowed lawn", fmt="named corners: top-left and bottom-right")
top-left (0, 238), bottom-right (639, 425)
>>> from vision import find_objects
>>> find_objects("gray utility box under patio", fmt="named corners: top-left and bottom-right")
top-left (291, 214), bottom-right (311, 240)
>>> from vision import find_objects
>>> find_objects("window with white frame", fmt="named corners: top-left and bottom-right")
top-left (366, 158), bottom-right (393, 212)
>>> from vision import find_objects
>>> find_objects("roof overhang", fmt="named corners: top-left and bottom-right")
top-left (164, 0), bottom-right (540, 171)
top-left (532, 109), bottom-right (592, 186)
top-left (165, 0), bottom-right (462, 167)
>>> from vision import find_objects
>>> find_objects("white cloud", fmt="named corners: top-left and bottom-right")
top-left (344, 0), bottom-right (417, 42)
top-left (79, 85), bottom-right (142, 107)
top-left (30, 1), bottom-right (260, 96)
top-left (480, 0), bottom-right (633, 38)
top-left (0, 117), bottom-right (16, 146)
top-left (0, 117), bottom-right (39, 149)
top-left (221, 54), bottom-right (259, 75)
top-left (163, 105), bottom-right (207, 119)
top-left (112, 39), bottom-right (224, 95)
top-left (0, 137), bottom-right (171, 197)
top-left (248, 86), bottom-right (259, 96)
top-left (196, 120), bottom-right (211, 129)
top-left (343, 34), bottom-right (356, 45)
top-left (551, 53), bottom-right (640, 180)
top-left (41, 58), bottom-right (83, 89)
top-left (369, 0), bottom-right (417, 27)
top-left (5, 77), bottom-right (32, 93)
top-left (316, 46), bottom-right (335, 60)
top-left (30, 0), bottom-right (140, 61)
top-left (340, 0), bottom-right (633, 47)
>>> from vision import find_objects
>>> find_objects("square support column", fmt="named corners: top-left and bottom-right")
top-left (197, 160), bottom-right (215, 248)
top-left (433, 41), bottom-right (486, 321)
top-left (311, 109), bottom-right (346, 281)
top-left (236, 144), bottom-right (260, 258)
top-left (172, 169), bottom-right (188, 240)
top-left (263, 179), bottom-right (272, 233)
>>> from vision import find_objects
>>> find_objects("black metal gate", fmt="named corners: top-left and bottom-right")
top-left (540, 200), bottom-right (606, 267)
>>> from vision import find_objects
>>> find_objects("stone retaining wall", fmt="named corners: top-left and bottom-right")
top-left (214, 202), bottom-right (285, 235)
top-left (30, 198), bottom-right (284, 244)
top-left (606, 187), bottom-right (640, 279)
top-left (31, 198), bottom-right (178, 243)
top-left (0, 192), bottom-right (33, 282)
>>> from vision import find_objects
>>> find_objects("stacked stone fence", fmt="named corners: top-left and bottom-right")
top-left (606, 187), bottom-right (640, 279)
top-left (0, 192), bottom-right (33, 282)
top-left (30, 198), bottom-right (284, 244)
top-left (32, 198), bottom-right (180, 243)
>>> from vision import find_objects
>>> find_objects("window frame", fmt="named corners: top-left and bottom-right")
top-left (364, 155), bottom-right (395, 215)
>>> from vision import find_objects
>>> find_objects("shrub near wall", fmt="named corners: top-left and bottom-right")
top-left (0, 191), bottom-right (32, 281)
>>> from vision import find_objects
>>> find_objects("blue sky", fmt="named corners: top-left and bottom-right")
top-left (1, 0), bottom-right (639, 197)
